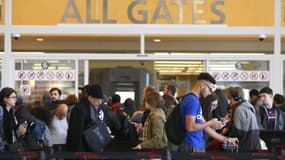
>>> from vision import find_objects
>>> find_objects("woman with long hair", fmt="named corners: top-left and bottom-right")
top-left (133, 91), bottom-right (168, 149)
top-left (0, 87), bottom-right (27, 151)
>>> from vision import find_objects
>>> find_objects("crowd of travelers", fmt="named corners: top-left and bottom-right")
top-left (0, 72), bottom-right (284, 156)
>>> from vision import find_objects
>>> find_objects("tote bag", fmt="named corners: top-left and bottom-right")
top-left (83, 120), bottom-right (111, 152)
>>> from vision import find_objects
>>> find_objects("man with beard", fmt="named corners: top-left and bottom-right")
top-left (179, 72), bottom-right (237, 152)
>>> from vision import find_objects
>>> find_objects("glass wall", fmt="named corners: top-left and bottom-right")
top-left (88, 60), bottom-right (204, 107)
top-left (208, 60), bottom-right (269, 99)
top-left (14, 59), bottom-right (76, 103)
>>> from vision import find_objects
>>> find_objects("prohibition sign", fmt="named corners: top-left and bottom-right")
top-left (37, 71), bottom-right (45, 80)
top-left (56, 71), bottom-right (64, 80)
top-left (65, 71), bottom-right (73, 80)
top-left (231, 72), bottom-right (239, 80)
top-left (259, 72), bottom-right (268, 80)
top-left (46, 71), bottom-right (55, 80)
top-left (240, 72), bottom-right (249, 80)
top-left (222, 72), bottom-right (230, 80)
top-left (18, 71), bottom-right (26, 80)
top-left (250, 72), bottom-right (258, 80)
top-left (21, 85), bottom-right (31, 96)
top-left (27, 71), bottom-right (36, 80)
top-left (212, 72), bottom-right (220, 80)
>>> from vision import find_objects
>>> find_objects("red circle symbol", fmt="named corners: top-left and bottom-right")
top-left (46, 71), bottom-right (55, 80)
top-left (212, 72), bottom-right (220, 80)
top-left (259, 72), bottom-right (268, 80)
top-left (18, 71), bottom-right (26, 80)
top-left (250, 72), bottom-right (258, 80)
top-left (222, 72), bottom-right (230, 80)
top-left (65, 71), bottom-right (73, 80)
top-left (56, 71), bottom-right (64, 80)
top-left (240, 72), bottom-right (249, 80)
top-left (231, 72), bottom-right (239, 80)
top-left (27, 71), bottom-right (36, 80)
top-left (37, 71), bottom-right (45, 79)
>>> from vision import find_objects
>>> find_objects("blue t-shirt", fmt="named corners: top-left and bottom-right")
top-left (180, 93), bottom-right (204, 149)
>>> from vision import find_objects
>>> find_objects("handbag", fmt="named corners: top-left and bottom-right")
top-left (7, 140), bottom-right (26, 152)
top-left (83, 120), bottom-right (111, 152)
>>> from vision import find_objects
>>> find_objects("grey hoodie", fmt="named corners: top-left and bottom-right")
top-left (232, 101), bottom-right (261, 151)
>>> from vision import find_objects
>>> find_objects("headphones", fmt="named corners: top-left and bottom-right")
top-left (232, 91), bottom-right (241, 101)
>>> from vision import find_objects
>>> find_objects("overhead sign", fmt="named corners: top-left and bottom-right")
top-left (210, 71), bottom-right (270, 82)
top-left (15, 70), bottom-right (75, 81)
top-left (20, 85), bottom-right (31, 96)
top-left (12, 0), bottom-right (275, 26)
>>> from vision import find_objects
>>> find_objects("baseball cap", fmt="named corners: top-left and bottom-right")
top-left (197, 72), bottom-right (216, 84)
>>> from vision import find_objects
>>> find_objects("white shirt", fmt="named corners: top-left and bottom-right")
top-left (49, 115), bottom-right (68, 145)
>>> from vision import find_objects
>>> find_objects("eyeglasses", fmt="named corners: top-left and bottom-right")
top-left (211, 103), bottom-right (218, 108)
top-left (8, 96), bottom-right (17, 99)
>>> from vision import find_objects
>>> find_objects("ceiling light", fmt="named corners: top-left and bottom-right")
top-left (153, 52), bottom-right (207, 55)
top-left (154, 61), bottom-right (203, 64)
top-left (36, 38), bottom-right (44, 42)
top-left (155, 64), bottom-right (202, 67)
top-left (210, 53), bottom-right (265, 55)
top-left (153, 39), bottom-right (161, 42)
top-left (14, 52), bottom-right (45, 54)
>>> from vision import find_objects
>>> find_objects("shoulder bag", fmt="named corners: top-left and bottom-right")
top-left (83, 119), bottom-right (111, 152)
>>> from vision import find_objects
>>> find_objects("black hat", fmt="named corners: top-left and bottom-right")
top-left (87, 84), bottom-right (103, 99)
top-left (112, 94), bottom-right (121, 104)
top-left (197, 72), bottom-right (216, 84)
top-left (79, 85), bottom-right (89, 93)
top-left (259, 87), bottom-right (273, 95)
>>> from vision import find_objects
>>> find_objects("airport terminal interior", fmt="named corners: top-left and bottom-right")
top-left (0, 0), bottom-right (284, 159)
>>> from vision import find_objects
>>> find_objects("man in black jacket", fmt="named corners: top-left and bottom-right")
top-left (66, 84), bottom-right (107, 151)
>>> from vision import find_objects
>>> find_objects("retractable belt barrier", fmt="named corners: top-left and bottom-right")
top-left (0, 150), bottom-right (283, 160)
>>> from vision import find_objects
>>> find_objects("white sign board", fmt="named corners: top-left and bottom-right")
top-left (210, 71), bottom-right (270, 82)
top-left (20, 85), bottom-right (31, 96)
top-left (15, 70), bottom-right (75, 81)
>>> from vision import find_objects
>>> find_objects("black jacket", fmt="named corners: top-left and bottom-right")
top-left (66, 100), bottom-right (106, 152)
top-left (256, 105), bottom-right (284, 130)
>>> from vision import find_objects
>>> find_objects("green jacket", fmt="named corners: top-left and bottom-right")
top-left (141, 108), bottom-right (168, 149)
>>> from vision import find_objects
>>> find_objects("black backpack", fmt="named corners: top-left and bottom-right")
top-left (165, 93), bottom-right (192, 145)
top-left (0, 107), bottom-right (4, 151)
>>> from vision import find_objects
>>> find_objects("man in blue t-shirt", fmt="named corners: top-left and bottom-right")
top-left (179, 72), bottom-right (237, 152)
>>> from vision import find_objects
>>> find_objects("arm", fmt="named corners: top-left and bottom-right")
top-left (204, 126), bottom-right (226, 142)
top-left (185, 115), bottom-right (222, 132)
top-left (204, 126), bottom-right (237, 144)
